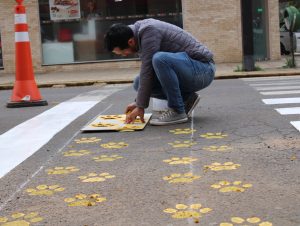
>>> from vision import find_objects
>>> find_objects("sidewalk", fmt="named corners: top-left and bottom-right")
top-left (0, 57), bottom-right (300, 90)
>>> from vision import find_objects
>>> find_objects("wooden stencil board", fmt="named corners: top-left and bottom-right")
top-left (81, 113), bottom-right (152, 132)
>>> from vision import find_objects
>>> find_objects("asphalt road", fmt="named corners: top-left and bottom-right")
top-left (0, 78), bottom-right (299, 226)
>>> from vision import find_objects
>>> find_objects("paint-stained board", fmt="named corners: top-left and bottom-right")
top-left (81, 113), bottom-right (152, 132)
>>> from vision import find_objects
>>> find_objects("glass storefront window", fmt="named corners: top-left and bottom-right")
top-left (39, 0), bottom-right (182, 65)
top-left (0, 29), bottom-right (3, 68)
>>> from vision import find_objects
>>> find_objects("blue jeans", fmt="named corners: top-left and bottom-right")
top-left (133, 52), bottom-right (215, 113)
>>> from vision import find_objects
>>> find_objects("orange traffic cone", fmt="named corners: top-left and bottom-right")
top-left (7, 0), bottom-right (47, 108)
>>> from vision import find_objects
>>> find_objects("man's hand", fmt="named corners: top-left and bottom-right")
top-left (125, 102), bottom-right (137, 114)
top-left (125, 107), bottom-right (145, 124)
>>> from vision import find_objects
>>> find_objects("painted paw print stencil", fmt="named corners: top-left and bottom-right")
top-left (101, 142), bottom-right (128, 149)
top-left (26, 184), bottom-right (65, 196)
top-left (93, 154), bottom-right (123, 162)
top-left (100, 115), bottom-right (125, 120)
top-left (203, 145), bottom-right (232, 152)
top-left (163, 172), bottom-right (201, 183)
top-left (169, 128), bottom-right (196, 135)
top-left (63, 150), bottom-right (91, 157)
top-left (204, 162), bottom-right (241, 171)
top-left (211, 181), bottom-right (252, 193)
top-left (168, 140), bottom-right (197, 148)
top-left (120, 124), bottom-right (144, 130)
top-left (46, 166), bottom-right (79, 175)
top-left (163, 157), bottom-right (198, 165)
top-left (78, 172), bottom-right (115, 182)
top-left (200, 132), bottom-right (228, 139)
top-left (92, 122), bottom-right (117, 128)
top-left (74, 137), bottom-right (101, 144)
top-left (164, 203), bottom-right (212, 220)
top-left (0, 212), bottom-right (43, 225)
top-left (64, 193), bottom-right (106, 207)
top-left (220, 217), bottom-right (272, 226)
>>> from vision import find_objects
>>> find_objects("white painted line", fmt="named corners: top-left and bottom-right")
top-left (260, 90), bottom-right (300, 95)
top-left (275, 107), bottom-right (300, 115)
top-left (249, 81), bottom-right (300, 86)
top-left (255, 85), bottom-right (300, 91)
top-left (291, 121), bottom-right (300, 132)
top-left (262, 97), bottom-right (300, 105)
top-left (0, 86), bottom-right (125, 178)
top-left (242, 76), bottom-right (300, 81)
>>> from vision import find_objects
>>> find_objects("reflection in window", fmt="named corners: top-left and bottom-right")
top-left (39, 0), bottom-right (182, 65)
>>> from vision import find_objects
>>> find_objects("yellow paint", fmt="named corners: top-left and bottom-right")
top-left (101, 142), bottom-right (129, 149)
top-left (200, 132), bottom-right (228, 139)
top-left (211, 181), bottom-right (252, 193)
top-left (203, 145), bottom-right (232, 152)
top-left (64, 193), bottom-right (106, 207)
top-left (163, 172), bottom-right (201, 183)
top-left (92, 122), bottom-right (118, 128)
top-left (78, 172), bottom-right (115, 183)
top-left (63, 150), bottom-right (91, 157)
top-left (119, 124), bottom-right (144, 131)
top-left (93, 154), bottom-right (123, 162)
top-left (204, 162), bottom-right (241, 171)
top-left (168, 140), bottom-right (197, 148)
top-left (0, 212), bottom-right (43, 225)
top-left (100, 115), bottom-right (125, 120)
top-left (164, 203), bottom-right (212, 220)
top-left (163, 157), bottom-right (198, 165)
top-left (220, 217), bottom-right (273, 226)
top-left (169, 128), bottom-right (196, 134)
top-left (74, 137), bottom-right (101, 144)
top-left (26, 184), bottom-right (65, 196)
top-left (46, 166), bottom-right (79, 175)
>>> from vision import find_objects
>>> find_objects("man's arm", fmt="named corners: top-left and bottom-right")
top-left (135, 25), bottom-right (163, 109)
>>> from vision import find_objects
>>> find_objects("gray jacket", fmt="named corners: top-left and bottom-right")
top-left (129, 19), bottom-right (214, 108)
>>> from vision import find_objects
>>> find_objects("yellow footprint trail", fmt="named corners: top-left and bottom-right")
top-left (0, 212), bottom-right (43, 225)
top-left (163, 157), bottom-right (198, 165)
top-left (168, 140), bottom-right (197, 148)
top-left (211, 181), bottom-right (253, 192)
top-left (203, 145), bottom-right (232, 152)
top-left (78, 172), bottom-right (116, 182)
top-left (220, 216), bottom-right (272, 226)
top-left (200, 132), bottom-right (228, 139)
top-left (63, 150), bottom-right (91, 157)
top-left (169, 128), bottom-right (196, 134)
top-left (163, 173), bottom-right (201, 183)
top-left (64, 193), bottom-right (106, 207)
top-left (74, 137), bottom-right (101, 144)
top-left (26, 184), bottom-right (65, 196)
top-left (46, 166), bottom-right (80, 175)
top-left (100, 142), bottom-right (129, 149)
top-left (93, 154), bottom-right (123, 162)
top-left (204, 162), bottom-right (241, 171)
top-left (164, 203), bottom-right (212, 220)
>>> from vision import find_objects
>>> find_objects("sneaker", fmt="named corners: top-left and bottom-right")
top-left (184, 93), bottom-right (201, 117)
top-left (150, 109), bottom-right (188, 126)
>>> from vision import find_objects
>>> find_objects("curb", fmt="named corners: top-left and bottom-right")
top-left (1, 71), bottom-right (300, 90)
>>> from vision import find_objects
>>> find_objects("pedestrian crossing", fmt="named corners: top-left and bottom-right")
top-left (243, 75), bottom-right (300, 132)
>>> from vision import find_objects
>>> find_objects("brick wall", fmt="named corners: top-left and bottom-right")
top-left (0, 0), bottom-right (280, 74)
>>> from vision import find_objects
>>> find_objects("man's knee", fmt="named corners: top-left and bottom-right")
top-left (152, 52), bottom-right (169, 67)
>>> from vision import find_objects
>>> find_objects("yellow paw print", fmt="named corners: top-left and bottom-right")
top-left (63, 150), bottom-right (91, 157)
top-left (74, 137), bottom-right (101, 144)
top-left (0, 212), bottom-right (43, 225)
top-left (203, 145), bottom-right (232, 152)
top-left (78, 172), bottom-right (116, 182)
top-left (100, 115), bottom-right (125, 120)
top-left (92, 122), bottom-right (118, 128)
top-left (93, 154), bottom-right (123, 162)
top-left (64, 193), bottom-right (106, 207)
top-left (46, 166), bottom-right (79, 175)
top-left (211, 181), bottom-right (252, 193)
top-left (120, 124), bottom-right (144, 131)
top-left (101, 142), bottom-right (129, 149)
top-left (163, 157), bottom-right (198, 165)
top-left (26, 184), bottom-right (65, 196)
top-left (200, 132), bottom-right (228, 139)
top-left (220, 217), bottom-right (272, 226)
top-left (169, 128), bottom-right (196, 135)
top-left (163, 172), bottom-right (201, 183)
top-left (168, 140), bottom-right (197, 148)
top-left (164, 203), bottom-right (212, 219)
top-left (204, 162), bottom-right (241, 171)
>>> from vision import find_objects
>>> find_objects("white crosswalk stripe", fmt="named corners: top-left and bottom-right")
top-left (243, 76), bottom-right (300, 132)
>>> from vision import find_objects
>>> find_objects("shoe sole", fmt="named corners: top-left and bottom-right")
top-left (150, 117), bottom-right (188, 126)
top-left (187, 95), bottom-right (201, 117)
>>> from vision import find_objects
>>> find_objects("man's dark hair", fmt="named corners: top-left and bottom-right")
top-left (104, 23), bottom-right (134, 51)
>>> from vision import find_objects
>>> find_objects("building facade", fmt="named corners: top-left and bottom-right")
top-left (0, 0), bottom-right (280, 74)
